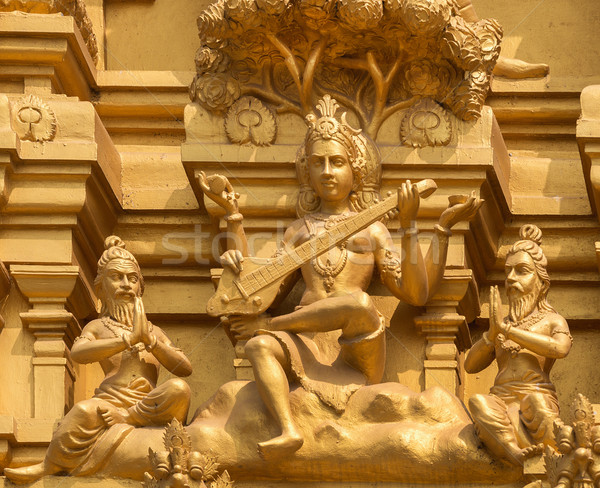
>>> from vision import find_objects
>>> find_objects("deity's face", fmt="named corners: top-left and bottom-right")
top-left (505, 251), bottom-right (540, 300)
top-left (101, 258), bottom-right (141, 305)
top-left (307, 139), bottom-right (353, 205)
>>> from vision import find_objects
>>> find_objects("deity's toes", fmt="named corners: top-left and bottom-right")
top-left (4, 463), bottom-right (47, 484)
top-left (257, 433), bottom-right (304, 460)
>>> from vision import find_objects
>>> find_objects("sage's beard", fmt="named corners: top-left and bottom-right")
top-left (507, 282), bottom-right (541, 323)
top-left (101, 296), bottom-right (134, 326)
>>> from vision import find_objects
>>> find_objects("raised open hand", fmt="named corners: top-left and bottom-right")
top-left (198, 171), bottom-right (240, 216)
top-left (398, 180), bottom-right (420, 228)
top-left (438, 191), bottom-right (483, 229)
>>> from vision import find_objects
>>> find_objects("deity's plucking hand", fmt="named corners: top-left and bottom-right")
top-left (465, 224), bottom-right (572, 466)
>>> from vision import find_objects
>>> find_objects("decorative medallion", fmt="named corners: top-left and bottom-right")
top-left (400, 98), bottom-right (451, 147)
top-left (11, 94), bottom-right (57, 142)
top-left (225, 96), bottom-right (277, 146)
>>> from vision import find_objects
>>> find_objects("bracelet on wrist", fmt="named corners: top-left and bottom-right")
top-left (224, 213), bottom-right (243, 222)
top-left (434, 224), bottom-right (452, 237)
top-left (482, 331), bottom-right (494, 348)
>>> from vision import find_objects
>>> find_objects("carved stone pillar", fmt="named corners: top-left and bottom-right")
top-left (414, 269), bottom-right (477, 398)
top-left (11, 265), bottom-right (81, 419)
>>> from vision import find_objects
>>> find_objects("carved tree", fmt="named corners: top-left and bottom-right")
top-left (190, 0), bottom-right (502, 140)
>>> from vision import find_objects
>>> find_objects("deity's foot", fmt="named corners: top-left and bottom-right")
top-left (513, 443), bottom-right (544, 465)
top-left (5, 462), bottom-right (52, 484)
top-left (257, 432), bottom-right (304, 460)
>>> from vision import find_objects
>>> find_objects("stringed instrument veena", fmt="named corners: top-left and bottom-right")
top-left (207, 178), bottom-right (437, 317)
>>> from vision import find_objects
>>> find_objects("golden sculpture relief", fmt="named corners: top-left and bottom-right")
top-left (465, 224), bottom-right (572, 466)
top-left (544, 394), bottom-right (600, 488)
top-left (5, 236), bottom-right (193, 485)
top-left (200, 94), bottom-right (483, 459)
top-left (191, 0), bottom-right (502, 142)
top-left (144, 419), bottom-right (233, 488)
top-left (11, 94), bottom-right (56, 142)
top-left (0, 0), bottom-right (98, 63)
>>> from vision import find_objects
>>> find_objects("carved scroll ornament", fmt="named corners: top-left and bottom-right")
top-left (191, 0), bottom-right (502, 144)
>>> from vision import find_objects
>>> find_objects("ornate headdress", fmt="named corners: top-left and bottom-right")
top-left (507, 224), bottom-right (554, 312)
top-left (296, 95), bottom-right (382, 216)
top-left (94, 236), bottom-right (145, 296)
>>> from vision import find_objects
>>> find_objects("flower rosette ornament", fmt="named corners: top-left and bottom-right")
top-left (299, 0), bottom-right (336, 31)
top-left (197, 0), bottom-right (228, 41)
top-left (337, 0), bottom-right (383, 30)
top-left (192, 73), bottom-right (241, 112)
top-left (225, 0), bottom-right (260, 28)
top-left (446, 78), bottom-right (485, 120)
top-left (256, 0), bottom-right (290, 15)
top-left (401, 0), bottom-right (451, 37)
top-left (441, 15), bottom-right (481, 71)
top-left (195, 46), bottom-right (230, 75)
top-left (404, 59), bottom-right (441, 97)
top-left (474, 18), bottom-right (502, 65)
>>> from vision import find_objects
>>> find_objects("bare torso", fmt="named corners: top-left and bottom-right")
top-left (290, 216), bottom-right (379, 305)
top-left (82, 319), bottom-right (162, 389)
top-left (493, 314), bottom-right (562, 386)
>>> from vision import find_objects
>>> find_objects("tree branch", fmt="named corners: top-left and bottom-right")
top-left (301, 36), bottom-right (328, 113)
top-left (243, 84), bottom-right (303, 116)
top-left (266, 33), bottom-right (305, 111)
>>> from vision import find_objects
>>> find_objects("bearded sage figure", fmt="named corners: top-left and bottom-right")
top-left (5, 236), bottom-right (193, 484)
top-left (465, 224), bottom-right (572, 465)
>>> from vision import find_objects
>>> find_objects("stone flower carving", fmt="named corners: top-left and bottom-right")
top-left (191, 74), bottom-right (241, 112)
top-left (225, 0), bottom-right (259, 24)
top-left (256, 0), bottom-right (290, 14)
top-left (225, 96), bottom-right (277, 146)
top-left (194, 0), bottom-right (503, 137)
top-left (401, 0), bottom-right (451, 36)
top-left (195, 46), bottom-right (230, 74)
top-left (404, 59), bottom-right (441, 97)
top-left (299, 0), bottom-right (335, 30)
top-left (441, 16), bottom-right (481, 71)
top-left (338, 0), bottom-right (383, 30)
top-left (400, 98), bottom-right (451, 147)
top-left (475, 18), bottom-right (503, 64)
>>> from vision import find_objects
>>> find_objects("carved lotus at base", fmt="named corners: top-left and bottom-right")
top-left (400, 98), bottom-right (451, 147)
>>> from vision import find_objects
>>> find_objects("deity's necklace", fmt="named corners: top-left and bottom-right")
top-left (305, 213), bottom-right (353, 292)
top-left (497, 309), bottom-right (547, 356)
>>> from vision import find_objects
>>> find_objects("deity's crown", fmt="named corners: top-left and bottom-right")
top-left (305, 95), bottom-right (360, 161)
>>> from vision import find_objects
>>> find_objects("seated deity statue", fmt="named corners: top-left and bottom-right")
top-left (199, 95), bottom-right (482, 459)
top-left (465, 224), bottom-right (572, 465)
top-left (5, 236), bottom-right (193, 484)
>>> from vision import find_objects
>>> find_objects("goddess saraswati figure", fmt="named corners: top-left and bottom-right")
top-left (200, 95), bottom-right (482, 459)
top-left (465, 225), bottom-right (572, 465)
top-left (6, 237), bottom-right (193, 484)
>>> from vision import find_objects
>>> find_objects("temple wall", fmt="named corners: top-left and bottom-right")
top-left (0, 0), bottom-right (599, 483)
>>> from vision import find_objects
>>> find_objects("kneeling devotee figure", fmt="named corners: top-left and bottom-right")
top-left (6, 236), bottom-right (193, 484)
top-left (200, 95), bottom-right (482, 459)
top-left (465, 225), bottom-right (572, 465)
